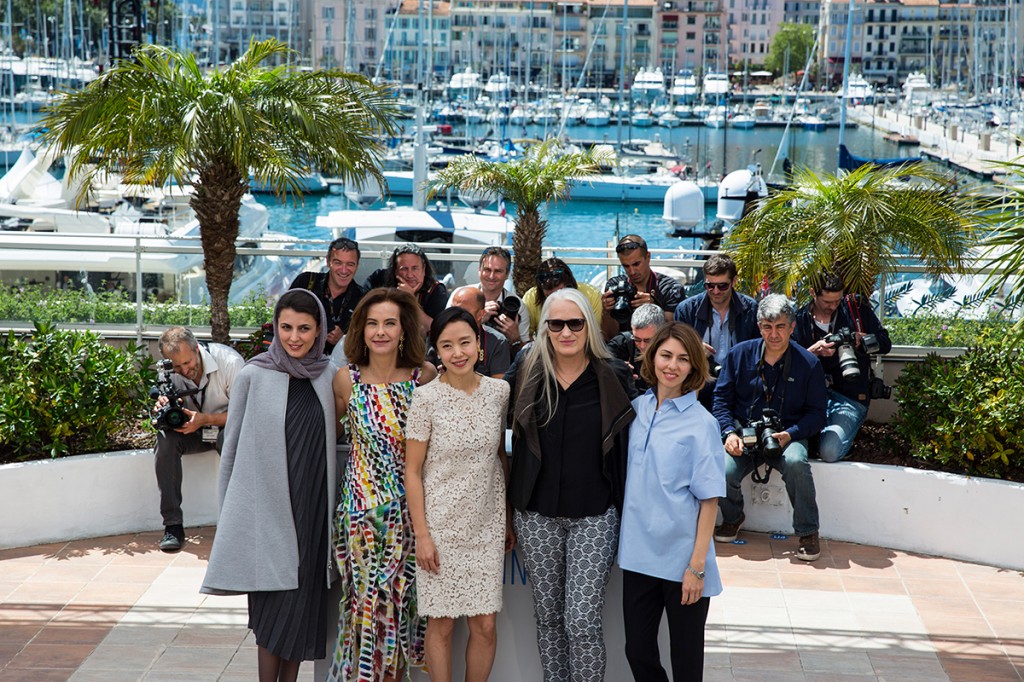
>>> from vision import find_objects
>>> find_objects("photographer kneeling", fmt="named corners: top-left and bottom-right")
top-left (711, 295), bottom-right (827, 561)
top-left (153, 327), bottom-right (243, 552)
top-left (794, 273), bottom-right (892, 463)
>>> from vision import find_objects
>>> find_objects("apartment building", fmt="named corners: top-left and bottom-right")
top-left (725, 0), bottom-right (787, 66)
top-left (448, 0), bottom-right (558, 87)
top-left (656, 0), bottom-right (726, 76)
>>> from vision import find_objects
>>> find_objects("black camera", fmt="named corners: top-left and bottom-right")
top-left (869, 375), bottom-right (892, 400)
top-left (740, 408), bottom-right (783, 457)
top-left (485, 295), bottom-right (521, 332)
top-left (822, 327), bottom-right (860, 380)
top-left (607, 279), bottom-right (637, 324)
top-left (149, 359), bottom-right (196, 432)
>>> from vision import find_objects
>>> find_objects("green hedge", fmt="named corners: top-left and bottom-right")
top-left (885, 315), bottom-right (1016, 347)
top-left (0, 285), bottom-right (273, 328)
top-left (892, 341), bottom-right (1024, 480)
top-left (0, 324), bottom-right (155, 462)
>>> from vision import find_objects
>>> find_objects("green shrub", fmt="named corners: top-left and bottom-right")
top-left (886, 315), bottom-right (1016, 347)
top-left (892, 341), bottom-right (1024, 479)
top-left (0, 285), bottom-right (273, 328)
top-left (0, 323), bottom-right (154, 462)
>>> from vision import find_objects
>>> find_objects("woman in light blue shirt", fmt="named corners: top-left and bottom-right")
top-left (618, 322), bottom-right (726, 681)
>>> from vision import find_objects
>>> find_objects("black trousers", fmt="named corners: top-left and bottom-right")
top-left (622, 569), bottom-right (711, 682)
top-left (154, 428), bottom-right (222, 526)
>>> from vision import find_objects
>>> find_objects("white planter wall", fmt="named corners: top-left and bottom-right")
top-left (0, 448), bottom-right (219, 549)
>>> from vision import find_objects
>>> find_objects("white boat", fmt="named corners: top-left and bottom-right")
top-left (631, 110), bottom-right (655, 128)
top-left (249, 173), bottom-right (329, 194)
top-left (448, 67), bottom-right (483, 100)
top-left (657, 112), bottom-right (682, 128)
top-left (844, 73), bottom-right (875, 102)
top-left (903, 72), bottom-right (932, 104)
top-left (669, 69), bottom-right (699, 103)
top-left (799, 114), bottom-right (827, 132)
top-left (508, 107), bottom-right (530, 126)
top-left (483, 72), bottom-right (516, 97)
top-left (0, 149), bottom-right (297, 304)
top-left (702, 72), bottom-right (731, 101)
top-left (729, 113), bottom-right (756, 129)
top-left (704, 106), bottom-right (727, 128)
top-left (632, 67), bottom-right (666, 102)
top-left (583, 106), bottom-right (611, 127)
top-left (752, 98), bottom-right (773, 121)
top-left (568, 167), bottom-right (718, 203)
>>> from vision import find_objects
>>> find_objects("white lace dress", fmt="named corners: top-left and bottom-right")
top-left (405, 376), bottom-right (510, 618)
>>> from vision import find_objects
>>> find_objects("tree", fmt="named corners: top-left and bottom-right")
top-left (979, 157), bottom-right (1024, 321)
top-left (42, 38), bottom-right (396, 342)
top-left (428, 139), bottom-right (611, 294)
top-left (765, 23), bottom-right (815, 76)
top-left (725, 163), bottom-right (988, 299)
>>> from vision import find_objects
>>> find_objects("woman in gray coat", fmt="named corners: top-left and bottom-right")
top-left (201, 289), bottom-right (339, 682)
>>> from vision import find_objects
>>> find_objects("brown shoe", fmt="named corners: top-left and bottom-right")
top-left (714, 512), bottom-right (745, 542)
top-left (797, 532), bottom-right (820, 561)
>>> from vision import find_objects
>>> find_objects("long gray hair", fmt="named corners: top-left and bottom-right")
top-left (520, 287), bottom-right (609, 425)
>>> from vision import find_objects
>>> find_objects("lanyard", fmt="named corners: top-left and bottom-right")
top-left (755, 343), bottom-right (791, 417)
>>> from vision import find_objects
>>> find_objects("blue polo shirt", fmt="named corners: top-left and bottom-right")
top-left (618, 390), bottom-right (725, 594)
top-left (712, 338), bottom-right (827, 441)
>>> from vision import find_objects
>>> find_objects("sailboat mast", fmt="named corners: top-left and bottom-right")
top-left (616, 0), bottom-right (629, 147)
top-left (838, 0), bottom-right (854, 150)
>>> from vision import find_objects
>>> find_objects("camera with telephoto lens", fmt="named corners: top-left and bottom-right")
top-left (485, 295), bottom-right (521, 332)
top-left (149, 359), bottom-right (196, 432)
top-left (740, 409), bottom-right (783, 457)
top-left (869, 375), bottom-right (892, 400)
top-left (822, 327), bottom-right (860, 380)
top-left (607, 279), bottom-right (637, 324)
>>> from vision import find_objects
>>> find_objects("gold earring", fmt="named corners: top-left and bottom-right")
top-left (478, 339), bottom-right (485, 362)
top-left (398, 336), bottom-right (405, 354)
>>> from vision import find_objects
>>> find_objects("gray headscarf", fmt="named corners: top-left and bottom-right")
top-left (247, 289), bottom-right (331, 379)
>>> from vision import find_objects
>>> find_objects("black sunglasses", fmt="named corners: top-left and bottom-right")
top-left (537, 269), bottom-right (567, 285)
top-left (546, 318), bottom-right (586, 333)
top-left (705, 281), bottom-right (732, 291)
top-left (615, 240), bottom-right (644, 254)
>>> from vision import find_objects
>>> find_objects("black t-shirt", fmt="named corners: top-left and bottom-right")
top-left (606, 271), bottom-right (684, 331)
top-left (288, 272), bottom-right (366, 353)
top-left (529, 364), bottom-right (611, 518)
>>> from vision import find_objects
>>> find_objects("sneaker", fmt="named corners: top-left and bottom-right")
top-left (714, 512), bottom-right (745, 542)
top-left (159, 526), bottom-right (184, 553)
top-left (797, 532), bottom-right (821, 561)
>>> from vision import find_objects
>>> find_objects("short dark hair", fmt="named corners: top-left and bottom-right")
top-left (344, 287), bottom-right (426, 368)
top-left (640, 322), bottom-right (708, 394)
top-left (703, 253), bottom-right (737, 279)
top-left (277, 289), bottom-right (322, 324)
top-left (328, 237), bottom-right (360, 261)
top-left (615, 234), bottom-right (648, 256)
top-left (385, 244), bottom-right (436, 289)
top-left (430, 307), bottom-right (480, 349)
top-left (535, 257), bottom-right (578, 308)
top-left (480, 246), bottom-right (511, 268)
top-left (815, 272), bottom-right (845, 294)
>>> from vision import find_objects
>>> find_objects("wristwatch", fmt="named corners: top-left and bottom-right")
top-left (686, 565), bottom-right (705, 580)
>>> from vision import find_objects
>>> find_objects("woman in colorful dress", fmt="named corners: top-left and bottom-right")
top-left (618, 322), bottom-right (726, 681)
top-left (330, 287), bottom-right (437, 682)
top-left (405, 307), bottom-right (513, 682)
top-left (201, 288), bottom-right (338, 682)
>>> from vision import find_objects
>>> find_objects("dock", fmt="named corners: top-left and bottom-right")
top-left (846, 104), bottom-right (1019, 180)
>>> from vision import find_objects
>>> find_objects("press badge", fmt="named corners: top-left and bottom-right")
top-left (202, 426), bottom-right (220, 443)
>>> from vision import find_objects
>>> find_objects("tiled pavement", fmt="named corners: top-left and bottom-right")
top-left (0, 527), bottom-right (1022, 681)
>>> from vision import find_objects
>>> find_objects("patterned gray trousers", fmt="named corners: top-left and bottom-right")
top-left (513, 506), bottom-right (619, 682)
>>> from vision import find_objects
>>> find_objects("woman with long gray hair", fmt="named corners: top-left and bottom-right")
top-left (504, 287), bottom-right (636, 681)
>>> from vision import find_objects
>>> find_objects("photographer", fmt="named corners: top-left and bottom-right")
top-left (289, 237), bottom-right (366, 354)
top-left (607, 303), bottom-right (665, 393)
top-left (447, 246), bottom-right (529, 354)
top-left (603, 234), bottom-right (684, 333)
top-left (711, 295), bottom-right (827, 561)
top-left (794, 273), bottom-right (892, 463)
top-left (674, 253), bottom-right (759, 410)
top-left (153, 327), bottom-right (243, 552)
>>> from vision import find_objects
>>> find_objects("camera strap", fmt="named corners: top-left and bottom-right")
top-left (757, 344), bottom-right (791, 414)
top-left (845, 294), bottom-right (865, 334)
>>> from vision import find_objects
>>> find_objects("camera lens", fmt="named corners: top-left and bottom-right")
top-left (837, 344), bottom-right (860, 380)
top-left (501, 295), bottom-right (521, 318)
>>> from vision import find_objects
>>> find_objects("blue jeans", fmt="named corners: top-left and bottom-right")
top-left (820, 390), bottom-right (869, 463)
top-left (720, 439), bottom-right (819, 537)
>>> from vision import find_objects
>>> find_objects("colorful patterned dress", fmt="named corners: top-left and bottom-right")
top-left (330, 365), bottom-right (425, 682)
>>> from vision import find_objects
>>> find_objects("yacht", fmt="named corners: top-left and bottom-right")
top-left (669, 69), bottom-right (699, 103)
top-left (902, 72), bottom-right (933, 104)
top-left (631, 67), bottom-right (667, 102)
top-left (702, 72), bottom-right (731, 102)
top-left (844, 73), bottom-right (875, 103)
top-left (448, 67), bottom-right (483, 100)
top-left (729, 113), bottom-right (756, 130)
top-left (483, 72), bottom-right (516, 97)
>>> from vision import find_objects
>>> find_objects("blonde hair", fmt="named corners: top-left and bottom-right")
top-left (519, 288), bottom-right (609, 425)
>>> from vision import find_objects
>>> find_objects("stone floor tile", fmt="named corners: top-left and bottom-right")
top-left (69, 669), bottom-right (145, 682)
top-left (716, 586), bottom-right (787, 609)
top-left (901, 578), bottom-right (972, 600)
top-left (5, 642), bottom-right (96, 670)
top-left (779, 572), bottom-right (846, 592)
top-left (0, 643), bottom-right (24, 669)
top-left (937, 653), bottom-right (1023, 682)
top-left (839, 576), bottom-right (907, 595)
top-left (845, 593), bottom-right (917, 615)
top-left (92, 565), bottom-right (168, 584)
top-left (889, 554), bottom-right (963, 580)
top-left (51, 605), bottom-right (130, 624)
top-left (830, 559), bottom-right (902, 579)
top-left (788, 608), bottom-right (860, 632)
top-left (7, 581), bottom-right (86, 604)
top-left (720, 568), bottom-right (784, 588)
top-left (0, 544), bottom-right (67, 562)
top-left (867, 651), bottom-right (949, 680)
top-left (147, 645), bottom-right (234, 675)
top-left (0, 669), bottom-right (79, 681)
top-left (171, 625), bottom-right (248, 648)
top-left (732, 667), bottom-right (808, 681)
top-left (803, 674), bottom-right (886, 682)
top-left (26, 562), bottom-right (107, 584)
top-left (963, 579), bottom-right (1024, 602)
top-left (0, 605), bottom-right (61, 623)
top-left (100, 624), bottom-right (182, 646)
top-left (0, 624), bottom-right (42, 645)
top-left (783, 588), bottom-right (851, 611)
top-left (76, 642), bottom-right (165, 672)
top-left (799, 650), bottom-right (875, 674)
top-left (32, 624), bottom-right (111, 646)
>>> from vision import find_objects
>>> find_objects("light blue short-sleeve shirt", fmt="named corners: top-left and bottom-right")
top-left (618, 390), bottom-right (727, 596)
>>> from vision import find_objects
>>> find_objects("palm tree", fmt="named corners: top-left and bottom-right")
top-left (429, 139), bottom-right (611, 294)
top-left (725, 163), bottom-right (988, 299)
top-left (979, 157), bottom-right (1024, 321)
top-left (42, 38), bottom-right (397, 342)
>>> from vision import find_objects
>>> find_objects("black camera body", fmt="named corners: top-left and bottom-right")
top-left (607, 279), bottom-right (637, 324)
top-left (869, 375), bottom-right (892, 400)
top-left (149, 359), bottom-right (194, 432)
top-left (740, 408), bottom-right (783, 457)
top-left (822, 327), bottom-right (860, 380)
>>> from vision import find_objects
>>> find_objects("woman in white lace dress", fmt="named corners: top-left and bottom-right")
top-left (405, 307), bottom-right (514, 682)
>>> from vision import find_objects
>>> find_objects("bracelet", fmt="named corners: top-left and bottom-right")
top-left (686, 565), bottom-right (705, 580)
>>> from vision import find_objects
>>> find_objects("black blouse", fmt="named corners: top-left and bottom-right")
top-left (527, 364), bottom-right (611, 518)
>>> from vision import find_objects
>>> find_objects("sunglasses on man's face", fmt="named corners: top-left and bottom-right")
top-left (705, 281), bottom-right (732, 292)
top-left (615, 240), bottom-right (644, 254)
top-left (546, 318), bottom-right (586, 333)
